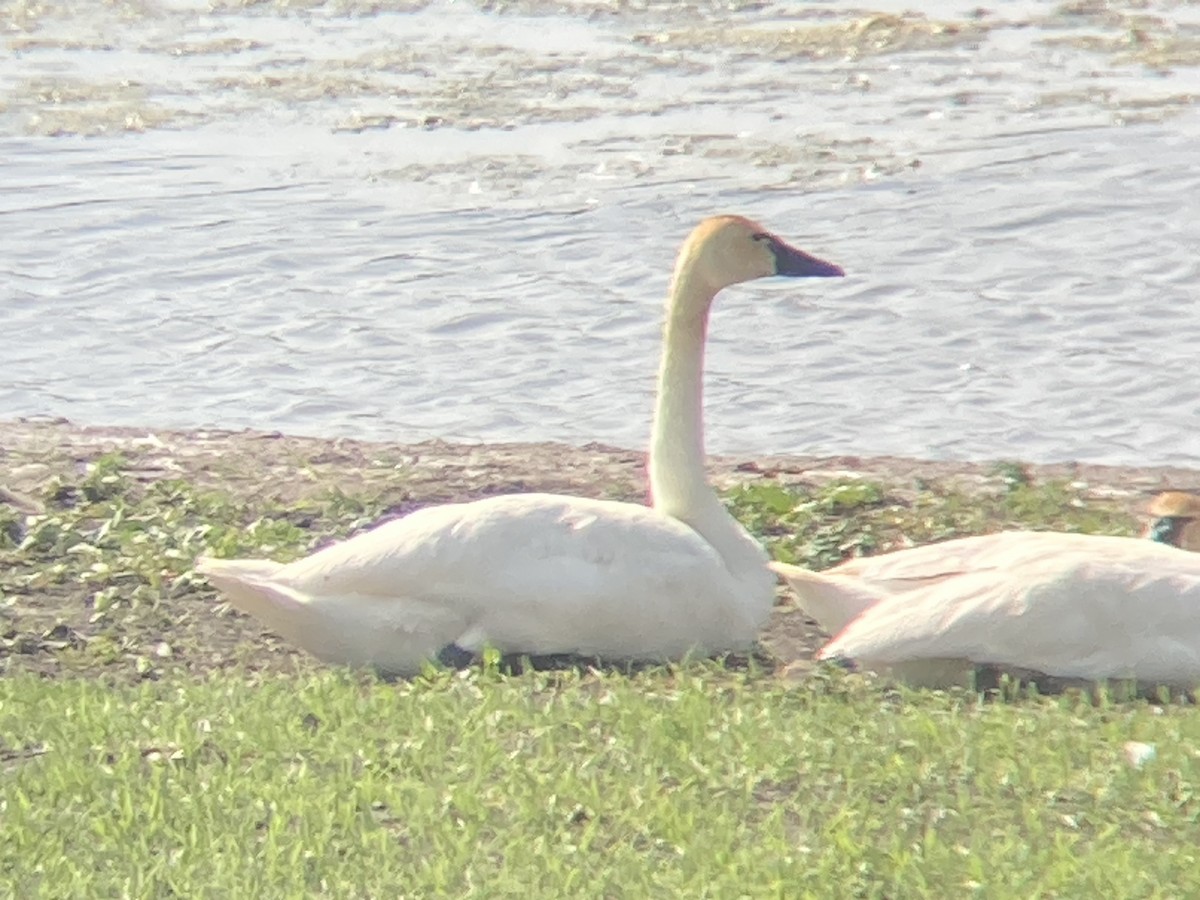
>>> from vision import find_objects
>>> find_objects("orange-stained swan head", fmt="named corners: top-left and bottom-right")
top-left (670, 215), bottom-right (843, 300)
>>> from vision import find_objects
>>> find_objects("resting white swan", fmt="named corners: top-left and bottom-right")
top-left (771, 491), bottom-right (1200, 688)
top-left (197, 215), bottom-right (844, 674)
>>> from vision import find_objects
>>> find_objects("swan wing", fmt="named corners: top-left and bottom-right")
top-left (818, 538), bottom-right (1200, 684)
top-left (824, 531), bottom-right (1108, 593)
top-left (772, 532), bottom-right (1106, 634)
top-left (262, 492), bottom-right (767, 659)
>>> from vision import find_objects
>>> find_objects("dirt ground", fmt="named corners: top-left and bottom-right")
top-left (2, 418), bottom-right (1198, 681)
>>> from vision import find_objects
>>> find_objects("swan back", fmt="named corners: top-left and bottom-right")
top-left (202, 494), bottom-right (773, 674)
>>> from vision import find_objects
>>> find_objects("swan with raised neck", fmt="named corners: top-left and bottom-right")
top-left (197, 215), bottom-right (844, 675)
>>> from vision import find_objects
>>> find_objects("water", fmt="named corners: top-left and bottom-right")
top-left (2, 0), bottom-right (1199, 465)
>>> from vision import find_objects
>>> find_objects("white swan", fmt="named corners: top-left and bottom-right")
top-left (771, 491), bottom-right (1200, 688)
top-left (197, 215), bottom-right (844, 674)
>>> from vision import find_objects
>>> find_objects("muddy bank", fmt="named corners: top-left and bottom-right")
top-left (1, 418), bottom-right (1197, 681)
top-left (4, 418), bottom-right (1196, 512)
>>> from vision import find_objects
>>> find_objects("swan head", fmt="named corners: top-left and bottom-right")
top-left (1144, 491), bottom-right (1200, 551)
top-left (673, 215), bottom-right (844, 298)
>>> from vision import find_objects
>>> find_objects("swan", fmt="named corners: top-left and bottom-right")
top-left (771, 491), bottom-right (1200, 688)
top-left (197, 215), bottom-right (844, 675)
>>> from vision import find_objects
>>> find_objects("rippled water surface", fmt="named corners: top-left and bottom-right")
top-left (3, 0), bottom-right (1199, 465)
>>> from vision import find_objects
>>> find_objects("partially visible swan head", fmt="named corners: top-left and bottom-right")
top-left (1145, 491), bottom-right (1200, 551)
top-left (671, 215), bottom-right (844, 301)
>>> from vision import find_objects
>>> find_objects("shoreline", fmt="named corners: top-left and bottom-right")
top-left (2, 418), bottom-right (1197, 519)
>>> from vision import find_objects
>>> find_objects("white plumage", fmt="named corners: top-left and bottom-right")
top-left (772, 497), bottom-right (1200, 688)
top-left (198, 215), bottom-right (844, 674)
top-left (203, 495), bottom-right (757, 672)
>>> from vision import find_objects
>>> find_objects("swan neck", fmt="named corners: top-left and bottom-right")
top-left (648, 270), bottom-right (769, 578)
top-left (650, 270), bottom-right (712, 513)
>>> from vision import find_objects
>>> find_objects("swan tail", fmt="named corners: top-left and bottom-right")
top-left (769, 560), bottom-right (886, 635)
top-left (195, 556), bottom-right (308, 623)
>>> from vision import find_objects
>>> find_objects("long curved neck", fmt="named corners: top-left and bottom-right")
top-left (650, 267), bottom-right (711, 515)
top-left (649, 269), bottom-right (766, 574)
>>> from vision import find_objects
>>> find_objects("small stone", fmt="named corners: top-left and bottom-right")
top-left (1124, 741), bottom-right (1156, 768)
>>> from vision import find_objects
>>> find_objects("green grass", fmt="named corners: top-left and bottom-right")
top-left (728, 462), bottom-right (1134, 570)
top-left (2, 668), bottom-right (1198, 898)
top-left (9, 450), bottom-right (391, 605)
top-left (2, 450), bottom-right (1190, 895)
top-left (0, 451), bottom-right (401, 675)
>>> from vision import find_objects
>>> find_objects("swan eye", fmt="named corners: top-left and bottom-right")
top-left (750, 232), bottom-right (772, 244)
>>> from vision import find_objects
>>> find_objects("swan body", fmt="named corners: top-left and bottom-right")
top-left (201, 494), bottom-right (762, 672)
top-left (772, 494), bottom-right (1200, 688)
top-left (198, 215), bottom-right (843, 674)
